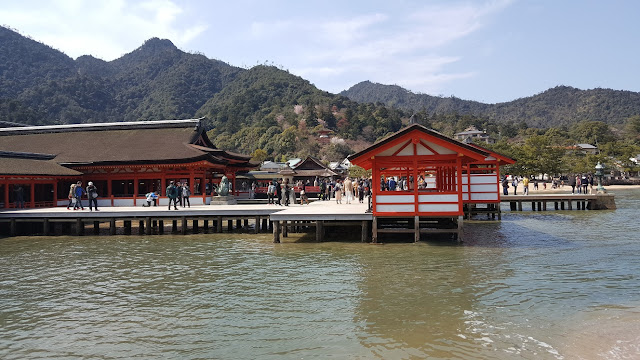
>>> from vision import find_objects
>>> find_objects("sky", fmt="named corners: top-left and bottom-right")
top-left (2, 0), bottom-right (639, 103)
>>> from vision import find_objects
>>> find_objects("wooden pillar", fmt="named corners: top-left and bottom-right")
top-left (172, 220), bottom-right (178, 233)
top-left (10, 218), bottom-right (16, 236)
top-left (316, 220), bottom-right (323, 242)
top-left (561, 201), bottom-right (565, 210)
top-left (244, 219), bottom-right (249, 227)
top-left (133, 176), bottom-right (138, 207)
top-left (542, 202), bottom-right (547, 211)
top-left (568, 200), bottom-right (573, 210)
top-left (181, 217), bottom-right (187, 235)
top-left (532, 202), bottom-right (536, 211)
top-left (282, 220), bottom-right (288, 237)
top-left (93, 221), bottom-right (100, 235)
top-left (361, 220), bottom-right (368, 243)
top-left (414, 215), bottom-right (420, 243)
top-left (217, 216), bottom-right (223, 233)
top-left (4, 183), bottom-right (10, 209)
top-left (273, 220), bottom-right (281, 243)
top-left (159, 220), bottom-right (164, 235)
top-left (236, 219), bottom-right (242, 229)
top-left (53, 181), bottom-right (58, 207)
top-left (517, 201), bottom-right (523, 211)
top-left (110, 218), bottom-right (116, 235)
top-left (255, 216), bottom-right (260, 233)
top-left (555, 201), bottom-right (559, 210)
top-left (227, 219), bottom-right (233, 232)
top-left (29, 180), bottom-right (35, 208)
top-left (76, 218), bottom-right (83, 236)
top-left (43, 218), bottom-right (50, 235)
top-left (203, 219), bottom-right (209, 233)
top-left (262, 218), bottom-right (268, 232)
top-left (372, 217), bottom-right (378, 243)
top-left (138, 220), bottom-right (144, 235)
top-left (124, 220), bottom-right (131, 235)
top-left (146, 217), bottom-right (152, 235)
top-left (193, 219), bottom-right (199, 234)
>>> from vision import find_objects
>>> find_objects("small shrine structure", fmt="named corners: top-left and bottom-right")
top-left (348, 124), bottom-right (515, 242)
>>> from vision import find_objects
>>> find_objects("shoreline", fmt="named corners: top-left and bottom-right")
top-left (505, 183), bottom-right (640, 195)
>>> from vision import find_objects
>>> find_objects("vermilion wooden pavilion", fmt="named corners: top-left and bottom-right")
top-left (348, 124), bottom-right (515, 242)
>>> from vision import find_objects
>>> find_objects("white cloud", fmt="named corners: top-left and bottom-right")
top-left (0, 0), bottom-right (207, 60)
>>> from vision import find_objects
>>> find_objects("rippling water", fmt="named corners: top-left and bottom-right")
top-left (1, 190), bottom-right (639, 359)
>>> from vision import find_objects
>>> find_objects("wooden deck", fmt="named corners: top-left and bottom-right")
top-left (0, 193), bottom-right (616, 241)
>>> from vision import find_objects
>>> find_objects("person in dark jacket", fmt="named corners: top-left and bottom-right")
top-left (73, 181), bottom-right (85, 210)
top-left (86, 181), bottom-right (99, 211)
top-left (166, 181), bottom-right (179, 210)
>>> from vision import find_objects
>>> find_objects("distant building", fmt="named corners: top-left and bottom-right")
top-left (454, 126), bottom-right (494, 144)
top-left (566, 143), bottom-right (598, 155)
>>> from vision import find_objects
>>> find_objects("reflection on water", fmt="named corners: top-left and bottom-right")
top-left (1, 190), bottom-right (639, 359)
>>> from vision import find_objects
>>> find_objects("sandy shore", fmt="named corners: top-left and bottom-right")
top-left (505, 183), bottom-right (640, 195)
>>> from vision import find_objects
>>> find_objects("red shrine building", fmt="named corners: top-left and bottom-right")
top-left (0, 119), bottom-right (257, 208)
top-left (348, 124), bottom-right (515, 242)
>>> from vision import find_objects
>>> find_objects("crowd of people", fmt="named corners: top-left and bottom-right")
top-left (502, 174), bottom-right (595, 195)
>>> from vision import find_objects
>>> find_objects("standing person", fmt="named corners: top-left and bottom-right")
top-left (13, 184), bottom-right (25, 209)
top-left (300, 181), bottom-right (309, 205)
top-left (166, 181), bottom-right (179, 210)
top-left (335, 180), bottom-right (342, 204)
top-left (581, 174), bottom-right (589, 194)
top-left (522, 177), bottom-right (530, 195)
top-left (67, 183), bottom-right (76, 210)
top-left (589, 175), bottom-right (594, 194)
top-left (512, 177), bottom-right (518, 195)
top-left (344, 177), bottom-right (353, 204)
top-left (282, 180), bottom-right (290, 206)
top-left (576, 176), bottom-right (582, 194)
top-left (73, 181), bottom-right (85, 210)
top-left (275, 180), bottom-right (282, 205)
top-left (569, 175), bottom-right (576, 194)
top-left (176, 181), bottom-right (183, 206)
top-left (182, 183), bottom-right (191, 208)
top-left (86, 181), bottom-right (99, 211)
top-left (502, 177), bottom-right (509, 196)
top-left (358, 181), bottom-right (365, 203)
top-left (267, 181), bottom-right (275, 204)
top-left (319, 180), bottom-right (326, 201)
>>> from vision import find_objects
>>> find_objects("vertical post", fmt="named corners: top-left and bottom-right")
top-left (172, 220), bottom-right (178, 233)
top-left (255, 216), bottom-right (260, 233)
top-left (133, 176), bottom-right (138, 207)
top-left (110, 218), bottom-right (116, 235)
top-left (138, 220), bottom-right (144, 235)
top-left (124, 220), bottom-right (131, 235)
top-left (30, 180), bottom-right (35, 208)
top-left (217, 216), bottom-right (222, 233)
top-left (282, 220), bottom-right (288, 237)
top-left (262, 218), bottom-right (268, 232)
top-left (53, 181), bottom-right (58, 207)
top-left (146, 217), bottom-right (152, 235)
top-left (159, 220), bottom-right (164, 235)
top-left (10, 218), bottom-right (16, 236)
top-left (361, 220), bottom-right (368, 243)
top-left (203, 219), bottom-right (209, 233)
top-left (236, 219), bottom-right (242, 229)
top-left (517, 201), bottom-right (522, 211)
top-left (193, 219), bottom-right (199, 234)
top-left (76, 218), bottom-right (83, 236)
top-left (181, 217), bottom-right (187, 235)
top-left (372, 216), bottom-right (378, 243)
top-left (316, 220), bottom-right (323, 242)
top-left (227, 219), bottom-right (233, 232)
top-left (93, 221), bottom-right (99, 235)
top-left (4, 183), bottom-right (10, 209)
top-left (568, 200), bottom-right (573, 210)
top-left (43, 218), bottom-right (50, 235)
top-left (273, 220), bottom-right (281, 243)
top-left (414, 215), bottom-right (420, 243)
top-left (532, 202), bottom-right (536, 211)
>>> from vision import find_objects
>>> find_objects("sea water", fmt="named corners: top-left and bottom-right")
top-left (1, 190), bottom-right (639, 359)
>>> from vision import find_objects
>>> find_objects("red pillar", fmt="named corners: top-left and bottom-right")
top-left (53, 181), bottom-right (58, 207)
top-left (4, 182), bottom-right (9, 209)
top-left (29, 180), bottom-right (35, 208)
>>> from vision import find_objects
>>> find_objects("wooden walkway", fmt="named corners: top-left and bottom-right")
top-left (0, 193), bottom-right (616, 241)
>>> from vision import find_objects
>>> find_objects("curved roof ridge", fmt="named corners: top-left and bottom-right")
top-left (0, 118), bottom-right (205, 136)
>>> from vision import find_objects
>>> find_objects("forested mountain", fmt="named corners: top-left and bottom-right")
top-left (341, 81), bottom-right (640, 128)
top-left (1, 25), bottom-right (639, 170)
